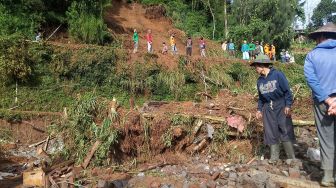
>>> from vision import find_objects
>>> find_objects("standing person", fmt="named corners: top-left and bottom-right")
top-left (186, 36), bottom-right (193, 56)
top-left (199, 37), bottom-right (206, 57)
top-left (222, 40), bottom-right (227, 52)
top-left (249, 40), bottom-right (256, 59)
top-left (255, 41), bottom-right (261, 57)
top-left (260, 41), bottom-right (264, 54)
top-left (251, 54), bottom-right (296, 163)
top-left (161, 42), bottom-right (168, 54)
top-left (271, 43), bottom-right (276, 61)
top-left (241, 40), bottom-right (249, 60)
top-left (304, 22), bottom-right (336, 187)
top-left (132, 29), bottom-right (139, 53)
top-left (228, 39), bottom-right (235, 57)
top-left (170, 34), bottom-right (177, 55)
top-left (264, 43), bottom-right (270, 59)
top-left (146, 29), bottom-right (153, 53)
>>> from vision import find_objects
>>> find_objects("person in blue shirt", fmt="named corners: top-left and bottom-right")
top-left (228, 39), bottom-right (235, 57)
top-left (241, 40), bottom-right (249, 60)
top-left (251, 54), bottom-right (296, 163)
top-left (304, 23), bottom-right (336, 187)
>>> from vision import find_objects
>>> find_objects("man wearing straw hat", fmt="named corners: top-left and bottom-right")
top-left (251, 54), bottom-right (296, 163)
top-left (304, 22), bottom-right (336, 187)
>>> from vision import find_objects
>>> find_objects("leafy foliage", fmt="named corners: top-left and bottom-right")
top-left (310, 0), bottom-right (336, 28)
top-left (66, 1), bottom-right (111, 44)
top-left (0, 35), bottom-right (34, 84)
top-left (57, 92), bottom-right (119, 165)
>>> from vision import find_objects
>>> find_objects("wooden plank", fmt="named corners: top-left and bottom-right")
top-left (23, 168), bottom-right (45, 187)
top-left (81, 140), bottom-right (101, 169)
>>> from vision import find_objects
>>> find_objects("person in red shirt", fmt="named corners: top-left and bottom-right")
top-left (146, 29), bottom-right (153, 53)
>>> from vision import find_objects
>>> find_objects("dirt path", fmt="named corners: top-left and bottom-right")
top-left (104, 1), bottom-right (224, 69)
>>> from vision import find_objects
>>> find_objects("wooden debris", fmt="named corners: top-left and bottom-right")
top-left (29, 137), bottom-right (54, 148)
top-left (246, 157), bottom-right (256, 165)
top-left (81, 140), bottom-right (101, 169)
top-left (49, 175), bottom-right (60, 188)
top-left (193, 138), bottom-right (208, 152)
top-left (292, 120), bottom-right (315, 126)
top-left (44, 135), bottom-right (50, 151)
top-left (147, 101), bottom-right (169, 107)
top-left (138, 162), bottom-right (174, 172)
top-left (143, 113), bottom-right (314, 127)
top-left (23, 168), bottom-right (45, 187)
top-left (227, 106), bottom-right (245, 111)
top-left (196, 92), bottom-right (213, 99)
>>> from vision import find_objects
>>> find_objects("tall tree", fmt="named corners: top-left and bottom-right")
top-left (311, 0), bottom-right (336, 27)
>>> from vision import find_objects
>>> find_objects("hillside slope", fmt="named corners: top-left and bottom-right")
top-left (104, 0), bottom-right (224, 68)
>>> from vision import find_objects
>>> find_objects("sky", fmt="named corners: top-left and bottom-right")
top-left (301, 0), bottom-right (321, 27)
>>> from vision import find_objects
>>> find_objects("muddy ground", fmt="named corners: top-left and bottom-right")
top-left (0, 89), bottom-right (324, 188)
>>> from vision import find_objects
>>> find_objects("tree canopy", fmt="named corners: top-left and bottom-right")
top-left (0, 0), bottom-right (305, 49)
top-left (310, 0), bottom-right (336, 28)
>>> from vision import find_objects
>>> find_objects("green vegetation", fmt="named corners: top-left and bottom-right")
top-left (0, 38), bottom-right (310, 113)
top-left (140, 0), bottom-right (304, 50)
top-left (310, 0), bottom-right (336, 28)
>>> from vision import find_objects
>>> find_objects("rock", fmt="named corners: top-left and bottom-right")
top-left (221, 172), bottom-right (230, 179)
top-left (285, 159), bottom-right (293, 165)
top-left (288, 168), bottom-right (300, 179)
top-left (150, 181), bottom-right (161, 188)
top-left (281, 170), bottom-right (289, 177)
top-left (206, 180), bottom-right (216, 188)
top-left (173, 127), bottom-right (183, 138)
top-left (224, 168), bottom-right (230, 172)
top-left (228, 172), bottom-right (237, 180)
top-left (235, 166), bottom-right (248, 173)
top-left (227, 180), bottom-right (236, 187)
top-left (181, 171), bottom-right (188, 178)
top-left (183, 181), bottom-right (189, 188)
top-left (137, 172), bottom-right (145, 177)
top-left (160, 184), bottom-right (172, 188)
top-left (97, 180), bottom-right (108, 188)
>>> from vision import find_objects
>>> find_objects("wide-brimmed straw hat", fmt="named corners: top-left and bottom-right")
top-left (308, 22), bottom-right (336, 39)
top-left (250, 54), bottom-right (272, 66)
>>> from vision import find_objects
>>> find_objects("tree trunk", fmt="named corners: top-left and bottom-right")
top-left (224, 0), bottom-right (228, 39)
top-left (15, 80), bottom-right (18, 104)
top-left (208, 0), bottom-right (216, 39)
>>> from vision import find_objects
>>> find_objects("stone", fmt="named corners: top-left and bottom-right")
top-left (150, 181), bottom-right (161, 188)
top-left (228, 172), bottom-right (237, 180)
top-left (97, 180), bottom-right (108, 188)
top-left (281, 170), bottom-right (289, 177)
top-left (181, 170), bottom-right (188, 178)
top-left (288, 168), bottom-right (300, 179)
top-left (224, 168), bottom-right (230, 172)
top-left (285, 159), bottom-right (293, 165)
top-left (183, 181), bottom-right (189, 188)
top-left (206, 180), bottom-right (216, 188)
top-left (137, 172), bottom-right (145, 177)
top-left (173, 127), bottom-right (183, 138)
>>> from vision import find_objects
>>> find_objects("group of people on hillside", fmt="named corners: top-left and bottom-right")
top-left (252, 23), bottom-right (336, 187)
top-left (132, 29), bottom-right (207, 57)
top-left (222, 40), bottom-right (278, 61)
